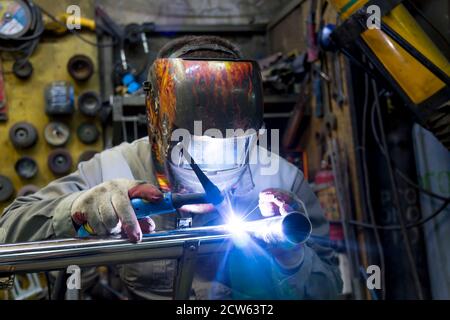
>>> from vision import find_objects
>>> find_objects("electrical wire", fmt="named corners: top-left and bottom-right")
top-left (395, 169), bottom-right (450, 202)
top-left (0, 0), bottom-right (43, 67)
top-left (0, 1), bottom-right (44, 42)
top-left (369, 102), bottom-right (450, 203)
top-left (359, 69), bottom-right (386, 300)
top-left (36, 4), bottom-right (116, 48)
top-left (370, 78), bottom-right (424, 299)
top-left (349, 49), bottom-right (450, 300)
top-left (349, 199), bottom-right (449, 230)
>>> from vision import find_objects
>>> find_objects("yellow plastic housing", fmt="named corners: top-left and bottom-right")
top-left (331, 0), bottom-right (450, 104)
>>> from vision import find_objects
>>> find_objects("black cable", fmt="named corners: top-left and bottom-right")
top-left (395, 169), bottom-right (450, 202)
top-left (340, 47), bottom-right (380, 82)
top-left (369, 106), bottom-right (450, 202)
top-left (359, 69), bottom-right (386, 299)
top-left (0, 1), bottom-right (44, 42)
top-left (371, 78), bottom-right (424, 299)
top-left (36, 5), bottom-right (116, 48)
top-left (349, 199), bottom-right (450, 230)
top-left (0, 0), bottom-right (43, 65)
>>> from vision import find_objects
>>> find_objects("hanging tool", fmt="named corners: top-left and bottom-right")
top-left (0, 175), bottom-right (14, 202)
top-left (313, 72), bottom-right (324, 118)
top-left (47, 148), bottom-right (72, 175)
top-left (45, 81), bottom-right (75, 116)
top-left (319, 22), bottom-right (345, 108)
top-left (15, 156), bottom-right (38, 179)
top-left (77, 122), bottom-right (99, 144)
top-left (332, 52), bottom-right (345, 108)
top-left (67, 54), bottom-right (94, 82)
top-left (78, 91), bottom-right (101, 116)
top-left (9, 121), bottom-right (38, 149)
top-left (0, 58), bottom-right (8, 121)
top-left (44, 122), bottom-right (70, 147)
top-left (12, 60), bottom-right (33, 79)
top-left (306, 0), bottom-right (319, 62)
top-left (96, 6), bottom-right (127, 70)
top-left (282, 75), bottom-right (311, 148)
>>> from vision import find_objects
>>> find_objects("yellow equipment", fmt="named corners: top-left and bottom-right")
top-left (329, 0), bottom-right (449, 106)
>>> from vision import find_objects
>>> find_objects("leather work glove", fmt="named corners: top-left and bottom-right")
top-left (258, 188), bottom-right (306, 271)
top-left (71, 179), bottom-right (163, 243)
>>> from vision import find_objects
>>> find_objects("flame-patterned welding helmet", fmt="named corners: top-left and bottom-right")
top-left (145, 58), bottom-right (264, 189)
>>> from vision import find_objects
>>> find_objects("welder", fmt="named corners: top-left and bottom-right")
top-left (0, 36), bottom-right (342, 299)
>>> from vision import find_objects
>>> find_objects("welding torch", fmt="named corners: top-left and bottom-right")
top-left (78, 143), bottom-right (227, 237)
top-left (131, 142), bottom-right (231, 219)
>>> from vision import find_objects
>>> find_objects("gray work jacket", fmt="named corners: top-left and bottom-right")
top-left (0, 138), bottom-right (342, 299)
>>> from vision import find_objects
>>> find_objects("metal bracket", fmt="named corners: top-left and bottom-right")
top-left (173, 240), bottom-right (199, 300)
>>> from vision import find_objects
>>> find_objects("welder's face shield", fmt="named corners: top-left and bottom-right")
top-left (169, 129), bottom-right (261, 173)
top-left (146, 58), bottom-right (264, 192)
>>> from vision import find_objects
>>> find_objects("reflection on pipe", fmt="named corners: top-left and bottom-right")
top-left (0, 212), bottom-right (311, 274)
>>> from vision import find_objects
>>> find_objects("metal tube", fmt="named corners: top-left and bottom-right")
top-left (0, 213), bottom-right (311, 275)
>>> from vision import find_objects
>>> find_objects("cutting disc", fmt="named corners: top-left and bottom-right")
top-left (44, 121), bottom-right (70, 147)
top-left (0, 0), bottom-right (32, 39)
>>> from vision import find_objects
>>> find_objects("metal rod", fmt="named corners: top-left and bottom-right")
top-left (0, 213), bottom-right (312, 275)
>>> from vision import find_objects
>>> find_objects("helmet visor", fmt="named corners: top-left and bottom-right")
top-left (169, 130), bottom-right (258, 172)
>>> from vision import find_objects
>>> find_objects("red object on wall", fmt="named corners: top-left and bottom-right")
top-left (0, 59), bottom-right (8, 121)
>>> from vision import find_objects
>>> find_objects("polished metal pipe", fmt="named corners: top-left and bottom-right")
top-left (0, 212), bottom-right (311, 274)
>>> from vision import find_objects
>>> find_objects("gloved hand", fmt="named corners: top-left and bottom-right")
top-left (71, 179), bottom-right (163, 243)
top-left (258, 188), bottom-right (306, 270)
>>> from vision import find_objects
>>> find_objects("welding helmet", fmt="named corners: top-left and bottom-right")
top-left (145, 58), bottom-right (264, 193)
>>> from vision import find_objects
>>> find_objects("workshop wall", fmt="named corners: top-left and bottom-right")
top-left (268, 4), bottom-right (306, 55)
top-left (96, 0), bottom-right (292, 25)
top-left (0, 0), bottom-right (103, 213)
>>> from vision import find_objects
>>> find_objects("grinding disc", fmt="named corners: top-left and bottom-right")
top-left (44, 122), bottom-right (70, 147)
top-left (9, 121), bottom-right (38, 149)
top-left (48, 148), bottom-right (73, 175)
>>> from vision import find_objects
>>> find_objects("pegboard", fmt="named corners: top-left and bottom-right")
top-left (0, 0), bottom-right (103, 214)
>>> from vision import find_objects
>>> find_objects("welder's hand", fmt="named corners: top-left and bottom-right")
top-left (258, 188), bottom-right (300, 217)
top-left (258, 188), bottom-right (305, 270)
top-left (70, 179), bottom-right (162, 242)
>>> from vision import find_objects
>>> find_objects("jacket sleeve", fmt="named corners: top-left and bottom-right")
top-left (0, 153), bottom-right (104, 244)
top-left (271, 170), bottom-right (343, 299)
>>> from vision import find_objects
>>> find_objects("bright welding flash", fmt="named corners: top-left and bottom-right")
top-left (225, 213), bottom-right (250, 246)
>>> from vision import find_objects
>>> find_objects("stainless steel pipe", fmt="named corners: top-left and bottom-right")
top-left (0, 212), bottom-right (312, 274)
